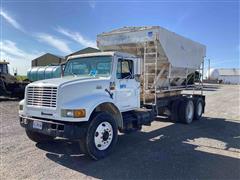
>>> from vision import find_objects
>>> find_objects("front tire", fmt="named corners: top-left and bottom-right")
top-left (25, 129), bottom-right (53, 143)
top-left (79, 112), bottom-right (118, 160)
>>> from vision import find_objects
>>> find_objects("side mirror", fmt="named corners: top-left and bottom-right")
top-left (134, 74), bottom-right (141, 82)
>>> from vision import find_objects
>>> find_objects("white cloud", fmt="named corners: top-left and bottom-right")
top-left (0, 40), bottom-right (43, 75)
top-left (37, 33), bottom-right (72, 54)
top-left (89, 1), bottom-right (96, 9)
top-left (0, 9), bottom-right (24, 32)
top-left (56, 27), bottom-right (96, 48)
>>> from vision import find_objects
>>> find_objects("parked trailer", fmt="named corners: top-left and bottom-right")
top-left (19, 26), bottom-right (206, 160)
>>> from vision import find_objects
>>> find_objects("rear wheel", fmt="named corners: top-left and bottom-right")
top-left (25, 129), bottom-right (53, 143)
top-left (79, 112), bottom-right (118, 160)
top-left (179, 98), bottom-right (194, 124)
top-left (194, 98), bottom-right (204, 120)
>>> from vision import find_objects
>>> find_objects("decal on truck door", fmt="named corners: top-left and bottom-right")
top-left (120, 84), bottom-right (126, 89)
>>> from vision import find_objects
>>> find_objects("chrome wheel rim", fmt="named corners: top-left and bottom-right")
top-left (94, 121), bottom-right (113, 151)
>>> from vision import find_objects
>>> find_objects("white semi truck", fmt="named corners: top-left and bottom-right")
top-left (19, 26), bottom-right (206, 160)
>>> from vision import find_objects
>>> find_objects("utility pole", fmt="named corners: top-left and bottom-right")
top-left (208, 59), bottom-right (211, 80)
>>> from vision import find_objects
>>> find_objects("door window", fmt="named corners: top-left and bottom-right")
top-left (117, 59), bottom-right (134, 79)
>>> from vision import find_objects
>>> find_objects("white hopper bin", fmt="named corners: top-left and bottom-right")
top-left (97, 26), bottom-right (206, 92)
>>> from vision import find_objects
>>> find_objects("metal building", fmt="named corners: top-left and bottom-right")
top-left (208, 68), bottom-right (240, 84)
top-left (32, 53), bottom-right (64, 67)
top-left (65, 47), bottom-right (100, 59)
top-left (31, 47), bottom-right (100, 67)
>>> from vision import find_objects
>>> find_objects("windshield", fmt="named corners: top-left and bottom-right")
top-left (64, 56), bottom-right (112, 77)
top-left (0, 64), bottom-right (8, 74)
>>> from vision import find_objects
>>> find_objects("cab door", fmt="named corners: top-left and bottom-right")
top-left (114, 58), bottom-right (140, 111)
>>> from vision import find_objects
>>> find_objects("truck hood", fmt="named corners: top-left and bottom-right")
top-left (29, 76), bottom-right (109, 87)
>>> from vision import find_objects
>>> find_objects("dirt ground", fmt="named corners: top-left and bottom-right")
top-left (1, 84), bottom-right (240, 179)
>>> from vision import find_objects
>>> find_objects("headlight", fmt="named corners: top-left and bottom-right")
top-left (19, 104), bottom-right (23, 111)
top-left (61, 109), bottom-right (86, 118)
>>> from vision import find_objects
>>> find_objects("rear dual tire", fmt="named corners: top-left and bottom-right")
top-left (171, 97), bottom-right (204, 124)
top-left (193, 98), bottom-right (204, 120)
top-left (179, 98), bottom-right (194, 124)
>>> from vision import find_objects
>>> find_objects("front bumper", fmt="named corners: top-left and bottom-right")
top-left (19, 115), bottom-right (87, 140)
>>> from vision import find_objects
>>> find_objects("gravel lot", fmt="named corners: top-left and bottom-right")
top-left (1, 84), bottom-right (240, 179)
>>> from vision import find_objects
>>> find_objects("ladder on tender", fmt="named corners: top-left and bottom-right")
top-left (143, 41), bottom-right (158, 105)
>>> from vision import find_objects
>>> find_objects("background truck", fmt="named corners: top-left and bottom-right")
top-left (0, 60), bottom-right (28, 99)
top-left (19, 26), bottom-right (206, 160)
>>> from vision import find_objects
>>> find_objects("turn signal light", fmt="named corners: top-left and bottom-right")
top-left (73, 109), bottom-right (86, 118)
top-left (61, 109), bottom-right (86, 118)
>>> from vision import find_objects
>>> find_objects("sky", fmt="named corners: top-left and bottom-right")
top-left (0, 0), bottom-right (239, 75)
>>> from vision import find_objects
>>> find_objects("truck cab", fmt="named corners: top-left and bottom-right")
top-left (19, 52), bottom-right (148, 159)
top-left (20, 51), bottom-right (141, 121)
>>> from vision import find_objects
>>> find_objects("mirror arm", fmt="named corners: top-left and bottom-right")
top-left (60, 63), bottom-right (65, 77)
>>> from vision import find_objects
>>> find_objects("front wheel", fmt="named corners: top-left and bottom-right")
top-left (79, 112), bottom-right (118, 160)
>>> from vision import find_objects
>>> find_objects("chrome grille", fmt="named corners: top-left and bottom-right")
top-left (27, 86), bottom-right (57, 108)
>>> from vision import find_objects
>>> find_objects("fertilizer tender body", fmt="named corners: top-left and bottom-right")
top-left (19, 26), bottom-right (206, 160)
top-left (97, 26), bottom-right (206, 91)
